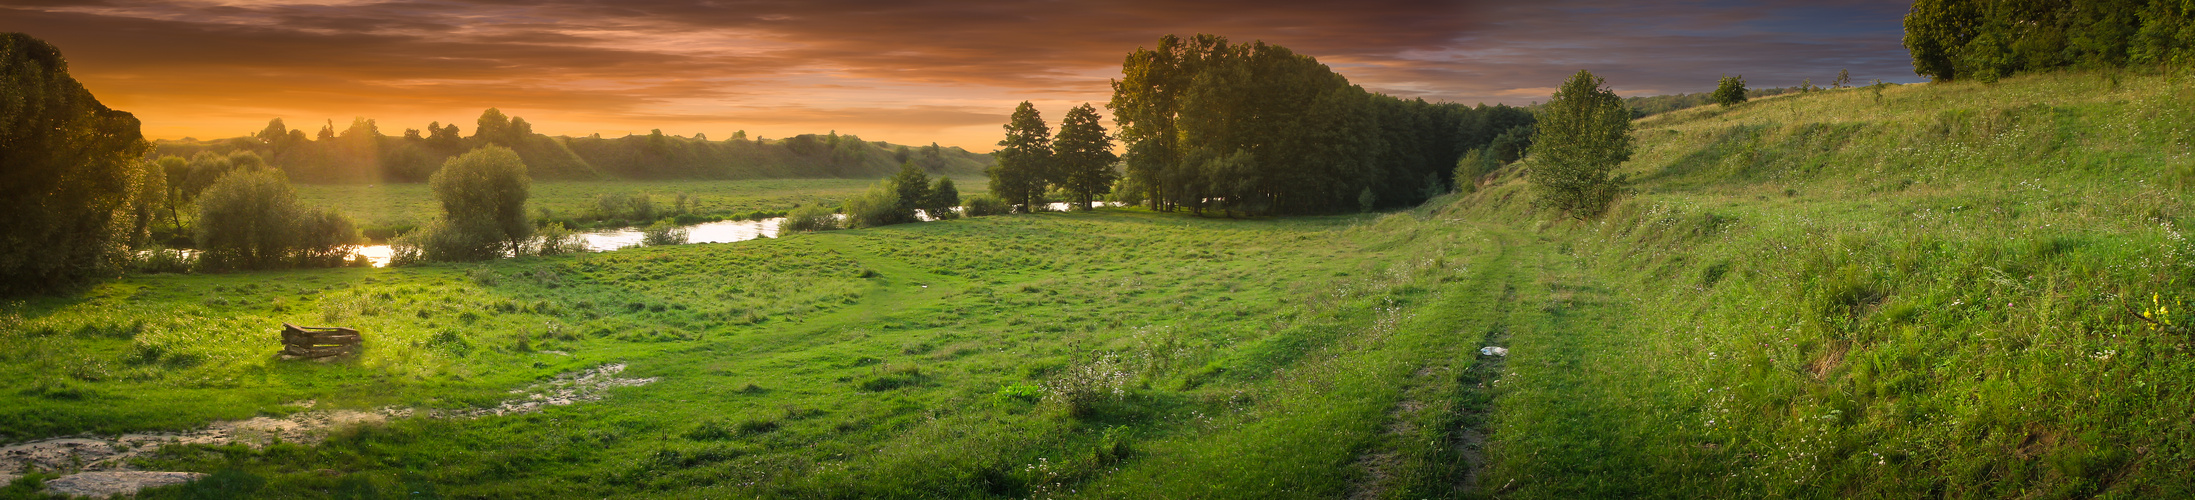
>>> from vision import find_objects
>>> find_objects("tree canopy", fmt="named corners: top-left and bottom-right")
top-left (1053, 103), bottom-right (1119, 210)
top-left (0, 32), bottom-right (150, 295)
top-left (991, 102), bottom-right (1054, 212)
top-left (1526, 70), bottom-right (1633, 220)
top-left (1904, 0), bottom-right (2195, 82)
top-left (1107, 34), bottom-right (1535, 215)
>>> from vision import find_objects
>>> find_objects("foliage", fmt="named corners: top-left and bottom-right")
top-left (962, 194), bottom-right (1012, 216)
top-left (1052, 103), bottom-right (1118, 210)
top-left (428, 146), bottom-right (533, 259)
top-left (1904, 0), bottom-right (2195, 82)
top-left (840, 183), bottom-right (907, 229)
top-left (1109, 34), bottom-right (1536, 215)
top-left (1711, 75), bottom-right (1748, 106)
top-left (1527, 70), bottom-right (1633, 220)
top-left (153, 110), bottom-right (996, 184)
top-left (890, 162), bottom-right (931, 221)
top-left (783, 204), bottom-right (840, 232)
top-left (923, 177), bottom-right (961, 220)
top-left (194, 168), bottom-right (361, 270)
top-left (531, 222), bottom-right (587, 256)
top-left (991, 101), bottom-right (1054, 213)
top-left (0, 33), bottom-right (150, 296)
top-left (640, 219), bottom-right (688, 247)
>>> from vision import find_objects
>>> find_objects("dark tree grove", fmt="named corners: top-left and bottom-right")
top-left (1905, 0), bottom-right (2195, 82)
top-left (1108, 34), bottom-right (1535, 215)
top-left (0, 33), bottom-right (151, 295)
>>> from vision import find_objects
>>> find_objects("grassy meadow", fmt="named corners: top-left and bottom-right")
top-left (4, 68), bottom-right (2195, 498)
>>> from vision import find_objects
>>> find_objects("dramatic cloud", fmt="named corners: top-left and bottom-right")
top-left (0, 0), bottom-right (1918, 150)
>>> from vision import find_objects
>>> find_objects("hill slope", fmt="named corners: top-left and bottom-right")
top-left (1455, 69), bottom-right (2195, 497)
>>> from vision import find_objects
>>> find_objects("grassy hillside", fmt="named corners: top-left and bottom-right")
top-left (1460, 68), bottom-right (2195, 497)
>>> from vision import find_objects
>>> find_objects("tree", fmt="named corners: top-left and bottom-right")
top-left (1052, 103), bottom-right (1118, 210)
top-left (1834, 68), bottom-right (1852, 88)
top-left (195, 169), bottom-right (296, 269)
top-left (0, 33), bottom-right (151, 295)
top-left (193, 168), bottom-right (361, 270)
top-left (991, 101), bottom-right (1053, 213)
top-left (124, 159), bottom-right (166, 249)
top-left (925, 177), bottom-right (961, 220)
top-left (1526, 70), bottom-right (1633, 220)
top-left (429, 145), bottom-right (533, 258)
top-left (1712, 75), bottom-right (1748, 106)
top-left (889, 162), bottom-right (930, 223)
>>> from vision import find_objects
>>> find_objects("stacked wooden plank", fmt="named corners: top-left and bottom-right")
top-left (280, 323), bottom-right (361, 359)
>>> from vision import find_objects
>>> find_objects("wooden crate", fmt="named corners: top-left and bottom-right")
top-left (280, 323), bottom-right (361, 359)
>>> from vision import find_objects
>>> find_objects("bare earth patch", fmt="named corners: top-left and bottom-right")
top-left (0, 363), bottom-right (653, 497)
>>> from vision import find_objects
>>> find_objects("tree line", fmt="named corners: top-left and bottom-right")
top-left (1104, 34), bottom-right (1536, 216)
top-left (154, 111), bottom-right (995, 184)
top-left (1905, 0), bottom-right (2195, 82)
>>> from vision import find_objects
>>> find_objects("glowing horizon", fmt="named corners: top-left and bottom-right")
top-left (3, 0), bottom-right (1920, 153)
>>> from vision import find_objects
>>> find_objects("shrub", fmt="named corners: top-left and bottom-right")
top-left (532, 222), bottom-right (588, 256)
top-left (1045, 353), bottom-right (1133, 418)
top-left (390, 218), bottom-right (504, 263)
top-left (783, 204), bottom-right (839, 232)
top-left (641, 219), bottom-right (688, 246)
top-left (1712, 75), bottom-right (1748, 106)
top-left (841, 183), bottom-right (910, 228)
top-left (195, 169), bottom-right (361, 270)
top-left (963, 194), bottom-right (1012, 216)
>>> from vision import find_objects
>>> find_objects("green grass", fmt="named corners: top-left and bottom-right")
top-left (1463, 68), bottom-right (2195, 498)
top-left (3, 205), bottom-right (1525, 498)
top-left (7, 68), bottom-right (2195, 498)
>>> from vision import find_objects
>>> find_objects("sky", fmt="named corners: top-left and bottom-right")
top-left (0, 0), bottom-right (1921, 152)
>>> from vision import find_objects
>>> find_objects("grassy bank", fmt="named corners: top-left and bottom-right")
top-left (1464, 68), bottom-right (2195, 497)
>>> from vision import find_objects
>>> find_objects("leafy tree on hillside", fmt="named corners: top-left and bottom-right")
top-left (918, 142), bottom-right (947, 172)
top-left (428, 146), bottom-right (533, 258)
top-left (1527, 70), bottom-right (1633, 220)
top-left (1712, 75), bottom-right (1748, 106)
top-left (1052, 103), bottom-right (1118, 210)
top-left (991, 101), bottom-right (1053, 213)
top-left (0, 33), bottom-right (151, 295)
top-left (1835, 68), bottom-right (1852, 88)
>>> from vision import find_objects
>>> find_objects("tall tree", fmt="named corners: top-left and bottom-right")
top-left (1527, 70), bottom-right (1633, 220)
top-left (1052, 103), bottom-right (1118, 210)
top-left (990, 101), bottom-right (1053, 212)
top-left (430, 145), bottom-right (533, 256)
top-left (0, 33), bottom-right (150, 295)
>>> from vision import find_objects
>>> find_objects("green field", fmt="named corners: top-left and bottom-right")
top-left (6, 69), bottom-right (2195, 498)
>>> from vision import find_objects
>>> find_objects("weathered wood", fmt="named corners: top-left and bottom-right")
top-left (279, 323), bottom-right (361, 359)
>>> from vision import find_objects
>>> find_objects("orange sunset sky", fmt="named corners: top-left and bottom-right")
top-left (2, 0), bottom-right (1920, 152)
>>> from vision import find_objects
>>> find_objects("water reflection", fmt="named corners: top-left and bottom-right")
top-left (347, 202), bottom-right (1117, 267)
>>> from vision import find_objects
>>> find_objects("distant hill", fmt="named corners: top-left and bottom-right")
top-left (151, 109), bottom-right (993, 183)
